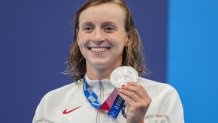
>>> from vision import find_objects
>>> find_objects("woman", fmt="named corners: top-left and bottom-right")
top-left (33, 0), bottom-right (184, 123)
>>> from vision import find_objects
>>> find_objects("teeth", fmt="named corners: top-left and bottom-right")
top-left (90, 47), bottom-right (109, 52)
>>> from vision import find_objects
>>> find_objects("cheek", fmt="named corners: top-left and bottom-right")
top-left (78, 42), bottom-right (86, 53)
top-left (112, 37), bottom-right (127, 48)
top-left (77, 34), bottom-right (82, 46)
top-left (77, 32), bottom-right (86, 45)
top-left (77, 36), bottom-right (86, 51)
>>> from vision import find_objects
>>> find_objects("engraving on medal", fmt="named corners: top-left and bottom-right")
top-left (110, 66), bottom-right (138, 88)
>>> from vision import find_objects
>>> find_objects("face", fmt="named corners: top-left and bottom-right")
top-left (77, 3), bottom-right (129, 71)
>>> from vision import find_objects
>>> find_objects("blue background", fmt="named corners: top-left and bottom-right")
top-left (168, 0), bottom-right (218, 122)
top-left (0, 0), bottom-right (217, 123)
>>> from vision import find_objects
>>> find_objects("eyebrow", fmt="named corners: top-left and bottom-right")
top-left (81, 21), bottom-right (117, 26)
top-left (81, 22), bottom-right (94, 27)
top-left (101, 21), bottom-right (117, 27)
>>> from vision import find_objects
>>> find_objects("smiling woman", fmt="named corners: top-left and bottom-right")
top-left (68, 0), bottom-right (145, 82)
top-left (32, 0), bottom-right (184, 123)
top-left (77, 3), bottom-right (129, 80)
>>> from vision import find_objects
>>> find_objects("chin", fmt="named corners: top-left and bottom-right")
top-left (91, 62), bottom-right (112, 70)
top-left (92, 63), bottom-right (108, 69)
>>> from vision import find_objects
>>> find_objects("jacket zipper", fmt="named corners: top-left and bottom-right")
top-left (96, 80), bottom-right (104, 123)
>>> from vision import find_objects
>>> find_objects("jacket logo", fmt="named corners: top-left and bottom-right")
top-left (63, 106), bottom-right (82, 114)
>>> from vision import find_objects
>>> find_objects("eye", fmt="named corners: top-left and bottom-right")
top-left (82, 25), bottom-right (94, 33)
top-left (104, 26), bottom-right (116, 33)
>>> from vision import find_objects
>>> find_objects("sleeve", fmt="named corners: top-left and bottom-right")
top-left (144, 84), bottom-right (185, 123)
top-left (32, 96), bottom-right (47, 123)
top-left (165, 86), bottom-right (184, 123)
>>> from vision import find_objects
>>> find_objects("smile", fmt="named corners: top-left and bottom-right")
top-left (88, 47), bottom-right (111, 53)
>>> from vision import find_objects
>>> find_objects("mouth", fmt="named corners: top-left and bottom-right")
top-left (87, 47), bottom-right (111, 53)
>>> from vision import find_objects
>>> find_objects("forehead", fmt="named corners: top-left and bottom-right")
top-left (79, 3), bottom-right (126, 25)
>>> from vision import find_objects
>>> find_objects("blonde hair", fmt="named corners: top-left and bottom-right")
top-left (66, 0), bottom-right (147, 81)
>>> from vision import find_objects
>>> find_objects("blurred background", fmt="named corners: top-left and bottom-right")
top-left (0, 0), bottom-right (217, 122)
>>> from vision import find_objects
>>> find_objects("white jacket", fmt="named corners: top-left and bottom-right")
top-left (33, 76), bottom-right (184, 123)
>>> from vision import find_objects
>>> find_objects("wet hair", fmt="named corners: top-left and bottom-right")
top-left (66, 0), bottom-right (148, 81)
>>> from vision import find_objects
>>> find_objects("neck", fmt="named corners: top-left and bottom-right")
top-left (86, 67), bottom-right (111, 80)
top-left (86, 64), bottom-right (121, 80)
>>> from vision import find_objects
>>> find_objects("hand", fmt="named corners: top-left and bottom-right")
top-left (118, 82), bottom-right (152, 123)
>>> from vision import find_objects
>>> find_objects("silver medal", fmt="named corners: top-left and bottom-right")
top-left (110, 66), bottom-right (138, 88)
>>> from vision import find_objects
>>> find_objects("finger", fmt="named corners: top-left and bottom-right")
top-left (127, 82), bottom-right (149, 96)
top-left (126, 82), bottom-right (139, 87)
top-left (118, 92), bottom-right (134, 105)
top-left (123, 83), bottom-right (149, 99)
top-left (119, 88), bottom-right (142, 102)
top-left (122, 83), bottom-right (138, 91)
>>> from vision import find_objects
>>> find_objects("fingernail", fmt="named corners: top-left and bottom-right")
top-left (121, 85), bottom-right (126, 88)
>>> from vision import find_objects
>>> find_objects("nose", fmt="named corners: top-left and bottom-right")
top-left (92, 28), bottom-right (105, 43)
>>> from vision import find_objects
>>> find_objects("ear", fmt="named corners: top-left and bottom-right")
top-left (76, 29), bottom-right (80, 45)
top-left (124, 33), bottom-right (130, 46)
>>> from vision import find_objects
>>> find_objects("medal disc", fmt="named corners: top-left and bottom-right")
top-left (110, 66), bottom-right (138, 88)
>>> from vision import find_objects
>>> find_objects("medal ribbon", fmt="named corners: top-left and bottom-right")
top-left (83, 78), bottom-right (125, 119)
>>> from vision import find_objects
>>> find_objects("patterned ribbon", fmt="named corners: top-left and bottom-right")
top-left (83, 78), bottom-right (125, 119)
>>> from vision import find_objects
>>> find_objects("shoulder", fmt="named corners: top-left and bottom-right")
top-left (138, 77), bottom-right (180, 99)
top-left (34, 80), bottom-right (83, 114)
top-left (138, 77), bottom-right (176, 91)
top-left (33, 80), bottom-right (84, 122)
top-left (43, 80), bottom-right (83, 101)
